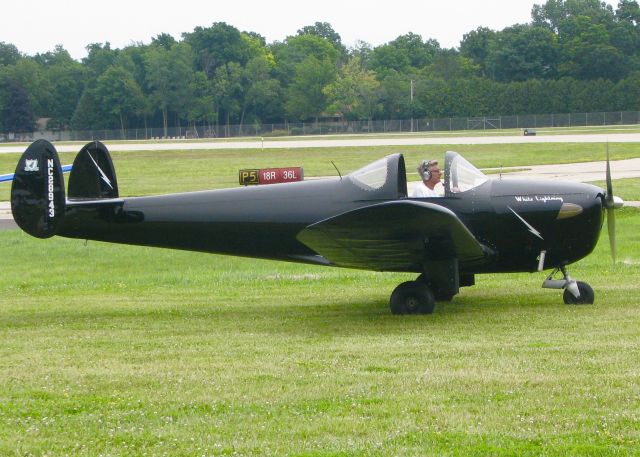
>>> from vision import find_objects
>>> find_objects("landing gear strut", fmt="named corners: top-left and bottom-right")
top-left (542, 265), bottom-right (595, 305)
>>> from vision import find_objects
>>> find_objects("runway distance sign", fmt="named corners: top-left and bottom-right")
top-left (239, 167), bottom-right (304, 185)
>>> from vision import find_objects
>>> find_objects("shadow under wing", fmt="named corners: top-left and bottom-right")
top-left (297, 200), bottom-right (487, 272)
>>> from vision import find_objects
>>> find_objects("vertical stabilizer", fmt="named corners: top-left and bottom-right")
top-left (68, 141), bottom-right (119, 199)
top-left (11, 140), bottom-right (66, 238)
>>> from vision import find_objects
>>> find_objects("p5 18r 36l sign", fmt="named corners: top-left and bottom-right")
top-left (239, 167), bottom-right (303, 185)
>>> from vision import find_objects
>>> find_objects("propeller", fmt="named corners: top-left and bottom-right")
top-left (603, 144), bottom-right (624, 263)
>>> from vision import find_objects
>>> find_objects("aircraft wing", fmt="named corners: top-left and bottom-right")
top-left (1, 164), bottom-right (72, 183)
top-left (297, 200), bottom-right (487, 271)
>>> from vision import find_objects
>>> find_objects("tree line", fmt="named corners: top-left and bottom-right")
top-left (1, 0), bottom-right (639, 136)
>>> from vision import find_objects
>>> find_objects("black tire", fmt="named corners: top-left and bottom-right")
top-left (563, 281), bottom-right (595, 305)
top-left (390, 281), bottom-right (436, 315)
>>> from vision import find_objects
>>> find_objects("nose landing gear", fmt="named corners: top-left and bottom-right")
top-left (542, 265), bottom-right (595, 305)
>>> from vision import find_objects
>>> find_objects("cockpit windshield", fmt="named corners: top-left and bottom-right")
top-left (447, 152), bottom-right (489, 194)
top-left (349, 157), bottom-right (389, 191)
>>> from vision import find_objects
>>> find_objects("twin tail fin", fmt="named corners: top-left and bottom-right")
top-left (11, 140), bottom-right (66, 238)
top-left (11, 140), bottom-right (118, 238)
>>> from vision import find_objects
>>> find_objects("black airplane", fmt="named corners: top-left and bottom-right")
top-left (10, 139), bottom-right (624, 314)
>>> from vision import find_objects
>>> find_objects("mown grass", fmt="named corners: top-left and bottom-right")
top-left (1, 138), bottom-right (639, 455)
top-left (1, 141), bottom-right (639, 200)
top-left (1, 207), bottom-right (639, 456)
top-left (588, 178), bottom-right (640, 201)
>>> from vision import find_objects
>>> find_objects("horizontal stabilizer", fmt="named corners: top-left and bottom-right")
top-left (68, 141), bottom-right (118, 199)
top-left (11, 140), bottom-right (66, 238)
top-left (297, 201), bottom-right (487, 271)
top-left (1, 165), bottom-right (71, 183)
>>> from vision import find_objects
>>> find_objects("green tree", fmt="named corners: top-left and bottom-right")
top-left (2, 58), bottom-right (53, 117)
top-left (35, 46), bottom-right (85, 129)
top-left (95, 66), bottom-right (145, 137)
top-left (212, 62), bottom-right (243, 134)
top-left (323, 57), bottom-right (381, 121)
top-left (413, 77), bottom-right (449, 118)
top-left (612, 71), bottom-right (640, 110)
top-left (183, 22), bottom-right (251, 77)
top-left (532, 0), bottom-right (616, 32)
top-left (0, 42), bottom-right (21, 66)
top-left (188, 71), bottom-right (217, 129)
top-left (83, 42), bottom-right (119, 84)
top-left (558, 16), bottom-right (627, 79)
top-left (616, 0), bottom-right (640, 23)
top-left (241, 56), bottom-right (283, 125)
top-left (144, 42), bottom-right (193, 136)
top-left (2, 82), bottom-right (34, 133)
top-left (70, 89), bottom-right (97, 131)
top-left (459, 27), bottom-right (497, 77)
top-left (272, 34), bottom-right (339, 86)
top-left (348, 41), bottom-right (374, 68)
top-left (285, 56), bottom-right (337, 121)
top-left (370, 44), bottom-right (411, 75)
top-left (371, 33), bottom-right (440, 76)
top-left (377, 70), bottom-right (412, 119)
top-left (297, 22), bottom-right (347, 60)
top-left (485, 24), bottom-right (558, 82)
top-left (151, 33), bottom-right (177, 50)
top-left (426, 50), bottom-right (480, 80)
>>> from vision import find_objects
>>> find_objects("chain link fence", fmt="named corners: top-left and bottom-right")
top-left (3, 111), bottom-right (640, 143)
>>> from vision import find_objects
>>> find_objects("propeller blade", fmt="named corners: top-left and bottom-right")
top-left (607, 207), bottom-right (616, 263)
top-left (605, 143), bottom-right (614, 207)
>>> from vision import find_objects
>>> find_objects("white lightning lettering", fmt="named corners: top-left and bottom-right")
top-left (86, 150), bottom-right (114, 190)
top-left (508, 206), bottom-right (544, 240)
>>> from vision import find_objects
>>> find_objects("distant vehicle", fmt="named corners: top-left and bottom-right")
top-left (10, 140), bottom-right (623, 314)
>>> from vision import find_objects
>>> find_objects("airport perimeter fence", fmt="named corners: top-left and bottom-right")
top-left (3, 110), bottom-right (640, 143)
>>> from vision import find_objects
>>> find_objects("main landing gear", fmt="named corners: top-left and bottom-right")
top-left (542, 265), bottom-right (595, 305)
top-left (389, 280), bottom-right (436, 315)
top-left (389, 260), bottom-right (470, 314)
top-left (389, 272), bottom-right (461, 315)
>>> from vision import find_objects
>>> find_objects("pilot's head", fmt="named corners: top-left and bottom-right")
top-left (418, 160), bottom-right (440, 182)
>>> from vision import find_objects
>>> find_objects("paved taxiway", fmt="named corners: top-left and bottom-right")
top-left (1, 132), bottom-right (640, 154)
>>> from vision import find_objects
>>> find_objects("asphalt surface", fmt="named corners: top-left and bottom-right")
top-left (0, 217), bottom-right (16, 230)
top-left (1, 132), bottom-right (640, 154)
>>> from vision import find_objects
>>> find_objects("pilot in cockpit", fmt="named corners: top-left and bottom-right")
top-left (412, 160), bottom-right (443, 197)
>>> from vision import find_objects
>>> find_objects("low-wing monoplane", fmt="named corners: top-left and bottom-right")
top-left (10, 140), bottom-right (624, 314)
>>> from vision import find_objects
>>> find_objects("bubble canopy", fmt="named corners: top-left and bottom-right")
top-left (445, 151), bottom-right (489, 194)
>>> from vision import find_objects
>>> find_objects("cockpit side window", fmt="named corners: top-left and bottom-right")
top-left (350, 157), bottom-right (389, 191)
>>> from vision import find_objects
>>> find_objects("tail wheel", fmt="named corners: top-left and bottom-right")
top-left (390, 281), bottom-right (436, 315)
top-left (563, 281), bottom-right (595, 305)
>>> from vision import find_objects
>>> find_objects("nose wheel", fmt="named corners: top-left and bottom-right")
top-left (563, 281), bottom-right (594, 305)
top-left (542, 265), bottom-right (595, 305)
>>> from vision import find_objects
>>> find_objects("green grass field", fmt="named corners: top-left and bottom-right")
top-left (1, 137), bottom-right (640, 455)
top-left (1, 208), bottom-right (639, 456)
top-left (589, 178), bottom-right (640, 201)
